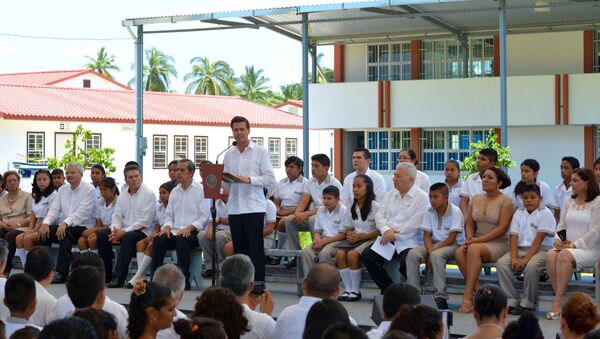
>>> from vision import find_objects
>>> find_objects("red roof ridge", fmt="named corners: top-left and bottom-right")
top-left (0, 69), bottom-right (88, 77)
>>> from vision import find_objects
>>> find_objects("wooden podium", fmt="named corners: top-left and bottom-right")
top-left (200, 164), bottom-right (224, 199)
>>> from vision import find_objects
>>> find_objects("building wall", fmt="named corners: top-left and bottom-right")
top-left (344, 44), bottom-right (367, 82)
top-left (55, 74), bottom-right (128, 90)
top-left (309, 82), bottom-right (379, 129)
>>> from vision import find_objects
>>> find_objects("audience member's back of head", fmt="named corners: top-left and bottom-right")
top-left (9, 326), bottom-right (40, 339)
top-left (389, 304), bottom-right (442, 339)
top-left (474, 284), bottom-right (507, 320)
top-left (128, 281), bottom-right (173, 339)
top-left (67, 266), bottom-right (104, 308)
top-left (219, 254), bottom-right (254, 297)
top-left (153, 264), bottom-right (186, 299)
top-left (305, 264), bottom-right (340, 298)
top-left (303, 299), bottom-right (350, 339)
top-left (174, 317), bottom-right (227, 339)
top-left (5, 273), bottom-right (36, 314)
top-left (502, 311), bottom-right (543, 339)
top-left (38, 317), bottom-right (98, 339)
top-left (562, 292), bottom-right (600, 335)
top-left (71, 252), bottom-right (105, 277)
top-left (383, 331), bottom-right (418, 339)
top-left (321, 322), bottom-right (367, 339)
top-left (383, 283), bottom-right (421, 319)
top-left (24, 247), bottom-right (53, 282)
top-left (193, 287), bottom-right (249, 339)
top-left (73, 308), bottom-right (117, 339)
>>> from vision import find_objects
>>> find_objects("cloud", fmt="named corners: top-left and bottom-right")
top-left (0, 44), bottom-right (17, 55)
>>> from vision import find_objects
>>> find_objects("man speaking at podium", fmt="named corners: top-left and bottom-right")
top-left (223, 116), bottom-right (275, 283)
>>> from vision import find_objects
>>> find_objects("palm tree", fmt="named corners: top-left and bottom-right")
top-left (280, 83), bottom-right (302, 100)
top-left (184, 57), bottom-right (235, 95)
top-left (238, 65), bottom-right (271, 103)
top-left (84, 47), bottom-right (120, 79)
top-left (129, 47), bottom-right (178, 92)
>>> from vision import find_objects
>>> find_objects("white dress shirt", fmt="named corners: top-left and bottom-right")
top-left (51, 294), bottom-right (128, 339)
top-left (459, 172), bottom-right (484, 199)
top-left (510, 206), bottom-right (556, 248)
top-left (155, 203), bottom-right (168, 228)
top-left (340, 201), bottom-right (380, 234)
top-left (387, 170), bottom-right (430, 194)
top-left (314, 204), bottom-right (347, 237)
top-left (446, 179), bottom-right (464, 208)
top-left (157, 308), bottom-right (188, 339)
top-left (366, 321), bottom-right (391, 339)
top-left (224, 142), bottom-right (276, 215)
top-left (342, 169), bottom-right (387, 206)
top-left (4, 317), bottom-right (41, 337)
top-left (111, 183), bottom-right (157, 235)
top-left (376, 185), bottom-right (431, 254)
top-left (43, 182), bottom-right (96, 227)
top-left (274, 176), bottom-right (308, 208)
top-left (420, 203), bottom-right (464, 243)
top-left (241, 304), bottom-right (276, 339)
top-left (29, 281), bottom-right (57, 327)
top-left (554, 182), bottom-right (573, 212)
top-left (97, 197), bottom-right (117, 226)
top-left (303, 174), bottom-right (343, 209)
top-left (0, 277), bottom-right (7, 321)
top-left (163, 180), bottom-right (210, 233)
top-left (32, 191), bottom-right (59, 221)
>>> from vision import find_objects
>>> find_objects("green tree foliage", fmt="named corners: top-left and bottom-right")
top-left (461, 129), bottom-right (516, 177)
top-left (84, 47), bottom-right (120, 80)
top-left (184, 57), bottom-right (236, 95)
top-left (47, 125), bottom-right (116, 174)
top-left (239, 65), bottom-right (271, 104)
top-left (129, 47), bottom-right (178, 92)
top-left (280, 83), bottom-right (302, 100)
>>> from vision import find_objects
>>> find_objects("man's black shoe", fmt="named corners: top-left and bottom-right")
top-left (284, 258), bottom-right (297, 269)
top-left (107, 278), bottom-right (124, 288)
top-left (509, 305), bottom-right (535, 315)
top-left (434, 297), bottom-right (449, 310)
top-left (51, 273), bottom-right (67, 284)
top-left (202, 269), bottom-right (216, 278)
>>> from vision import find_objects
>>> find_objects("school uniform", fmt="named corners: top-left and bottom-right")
top-left (406, 203), bottom-right (463, 300)
top-left (496, 206), bottom-right (555, 309)
top-left (300, 203), bottom-right (346, 276)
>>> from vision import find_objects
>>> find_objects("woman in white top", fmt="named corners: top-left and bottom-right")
top-left (336, 174), bottom-right (380, 302)
top-left (397, 149), bottom-right (431, 193)
top-left (506, 159), bottom-right (557, 210)
top-left (78, 177), bottom-right (119, 251)
top-left (464, 285), bottom-right (508, 339)
top-left (444, 159), bottom-right (464, 207)
top-left (15, 170), bottom-right (57, 268)
top-left (546, 168), bottom-right (600, 320)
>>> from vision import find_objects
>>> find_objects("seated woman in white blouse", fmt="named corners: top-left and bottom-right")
top-left (546, 168), bottom-right (600, 320)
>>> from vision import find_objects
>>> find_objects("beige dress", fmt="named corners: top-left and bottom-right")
top-left (0, 190), bottom-right (32, 225)
top-left (471, 193), bottom-right (513, 261)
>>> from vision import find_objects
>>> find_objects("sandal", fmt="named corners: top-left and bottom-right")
top-left (459, 300), bottom-right (473, 313)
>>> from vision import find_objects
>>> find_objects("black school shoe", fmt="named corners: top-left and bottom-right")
top-left (346, 292), bottom-right (362, 302)
top-left (435, 297), bottom-right (449, 310)
top-left (509, 304), bottom-right (535, 315)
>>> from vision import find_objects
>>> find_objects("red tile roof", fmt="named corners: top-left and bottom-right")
top-left (0, 83), bottom-right (302, 128)
top-left (0, 69), bottom-right (130, 90)
top-left (275, 99), bottom-right (303, 109)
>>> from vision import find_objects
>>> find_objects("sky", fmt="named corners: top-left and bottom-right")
top-left (0, 0), bottom-right (337, 93)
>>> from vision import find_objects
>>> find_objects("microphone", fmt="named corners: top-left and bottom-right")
top-left (216, 141), bottom-right (238, 164)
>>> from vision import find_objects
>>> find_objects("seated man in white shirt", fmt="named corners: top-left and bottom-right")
top-left (23, 247), bottom-right (57, 327)
top-left (362, 162), bottom-right (430, 295)
top-left (39, 163), bottom-right (97, 283)
top-left (341, 148), bottom-right (386, 205)
top-left (274, 156), bottom-right (308, 250)
top-left (275, 263), bottom-right (354, 339)
top-left (197, 190), bottom-right (230, 278)
top-left (51, 252), bottom-right (128, 339)
top-left (284, 154), bottom-right (343, 257)
top-left (98, 165), bottom-right (157, 287)
top-left (220, 254), bottom-right (276, 339)
top-left (366, 283), bottom-right (421, 339)
top-left (3, 274), bottom-right (41, 337)
top-left (152, 159), bottom-right (210, 290)
top-left (153, 264), bottom-right (189, 339)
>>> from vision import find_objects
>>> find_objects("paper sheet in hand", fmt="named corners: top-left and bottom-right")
top-left (371, 235), bottom-right (396, 260)
top-left (222, 172), bottom-right (242, 183)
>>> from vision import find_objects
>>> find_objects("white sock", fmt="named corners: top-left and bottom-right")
top-left (90, 249), bottom-right (98, 254)
top-left (349, 269), bottom-right (362, 293)
top-left (129, 255), bottom-right (152, 283)
top-left (136, 252), bottom-right (144, 264)
top-left (339, 268), bottom-right (351, 292)
top-left (17, 249), bottom-right (27, 266)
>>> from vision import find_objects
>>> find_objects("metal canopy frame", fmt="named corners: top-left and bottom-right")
top-left (124, 0), bottom-right (600, 173)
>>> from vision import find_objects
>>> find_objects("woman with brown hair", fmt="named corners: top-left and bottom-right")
top-left (193, 287), bottom-right (250, 339)
top-left (546, 168), bottom-right (600, 320)
top-left (560, 292), bottom-right (600, 339)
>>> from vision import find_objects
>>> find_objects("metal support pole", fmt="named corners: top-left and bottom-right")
top-left (135, 25), bottom-right (145, 173)
top-left (459, 35), bottom-right (469, 78)
top-left (499, 0), bottom-right (508, 147)
top-left (311, 45), bottom-right (318, 84)
top-left (301, 14), bottom-right (310, 177)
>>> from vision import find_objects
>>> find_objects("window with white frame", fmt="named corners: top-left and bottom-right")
top-left (27, 132), bottom-right (44, 161)
top-left (285, 138), bottom-right (297, 158)
top-left (268, 138), bottom-right (281, 168)
top-left (421, 38), bottom-right (494, 79)
top-left (194, 136), bottom-right (208, 167)
top-left (367, 42), bottom-right (411, 81)
top-left (366, 130), bottom-right (411, 171)
top-left (174, 136), bottom-right (188, 160)
top-left (153, 135), bottom-right (168, 168)
top-left (85, 134), bottom-right (101, 150)
top-left (420, 129), bottom-right (490, 172)
top-left (251, 137), bottom-right (264, 147)
top-left (595, 31), bottom-right (600, 73)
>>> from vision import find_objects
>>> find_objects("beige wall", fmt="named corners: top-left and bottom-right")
top-left (344, 45), bottom-right (366, 82)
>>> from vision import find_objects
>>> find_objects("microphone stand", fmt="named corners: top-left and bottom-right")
top-left (211, 141), bottom-right (237, 286)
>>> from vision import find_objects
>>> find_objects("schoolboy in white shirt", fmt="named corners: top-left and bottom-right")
top-left (405, 182), bottom-right (463, 309)
top-left (497, 184), bottom-right (556, 315)
top-left (300, 186), bottom-right (346, 276)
